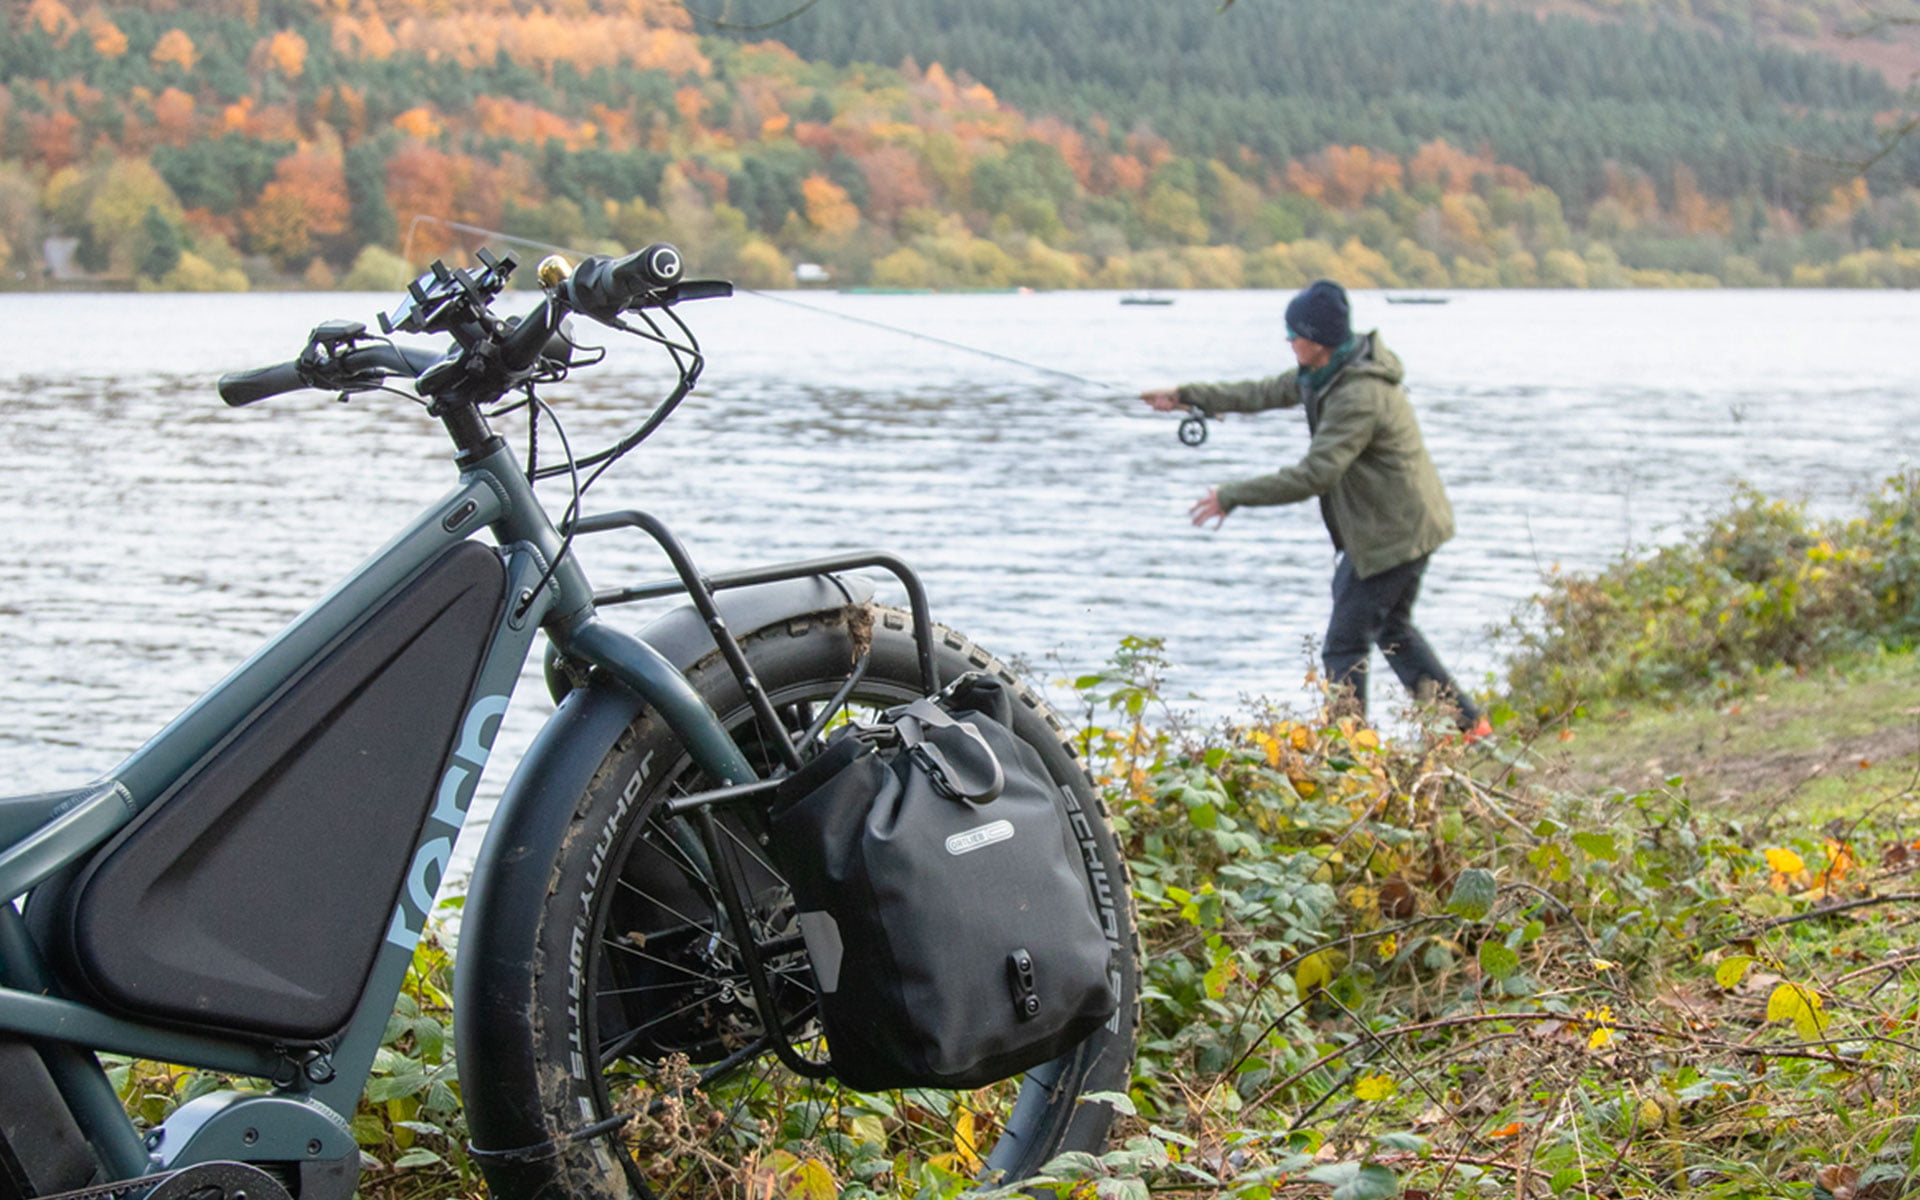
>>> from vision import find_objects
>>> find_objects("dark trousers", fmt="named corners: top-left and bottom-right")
top-left (1324, 554), bottom-right (1479, 727)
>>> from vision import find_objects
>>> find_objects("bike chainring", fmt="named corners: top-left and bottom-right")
top-left (37, 1162), bottom-right (292, 1200)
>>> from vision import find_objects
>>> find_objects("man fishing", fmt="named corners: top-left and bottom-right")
top-left (1141, 279), bottom-right (1488, 740)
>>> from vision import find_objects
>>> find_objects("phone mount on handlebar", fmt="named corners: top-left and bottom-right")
top-left (379, 249), bottom-right (517, 338)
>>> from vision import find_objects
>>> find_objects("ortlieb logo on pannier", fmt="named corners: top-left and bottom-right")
top-left (768, 674), bottom-right (1118, 1092)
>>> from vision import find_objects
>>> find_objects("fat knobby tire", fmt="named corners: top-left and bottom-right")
top-left (510, 603), bottom-right (1141, 1199)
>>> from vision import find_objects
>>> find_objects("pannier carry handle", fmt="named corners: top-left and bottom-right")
top-left (890, 699), bottom-right (1003, 805)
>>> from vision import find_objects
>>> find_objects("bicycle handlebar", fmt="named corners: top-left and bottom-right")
top-left (217, 343), bottom-right (443, 407)
top-left (218, 243), bottom-right (718, 410)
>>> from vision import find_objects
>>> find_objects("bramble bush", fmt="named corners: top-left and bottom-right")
top-left (1504, 471), bottom-right (1920, 715)
top-left (1053, 635), bottom-right (1920, 1200)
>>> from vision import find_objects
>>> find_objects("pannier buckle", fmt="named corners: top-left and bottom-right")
top-left (909, 741), bottom-right (962, 801)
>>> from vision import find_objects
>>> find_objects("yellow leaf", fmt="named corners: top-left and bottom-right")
top-left (1637, 1098), bottom-right (1664, 1127)
top-left (1347, 886), bottom-right (1379, 912)
top-left (843, 1113), bottom-right (887, 1146)
top-left (1714, 955), bottom-right (1753, 990)
top-left (1766, 982), bottom-right (1830, 1041)
top-left (1352, 728), bottom-right (1380, 751)
top-left (1293, 950), bottom-right (1340, 994)
top-left (951, 1107), bottom-right (983, 1174)
top-left (1763, 847), bottom-right (1805, 875)
top-left (1353, 1073), bottom-right (1397, 1101)
top-left (789, 1157), bottom-right (838, 1200)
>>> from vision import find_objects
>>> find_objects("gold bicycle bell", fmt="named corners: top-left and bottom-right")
top-left (537, 254), bottom-right (573, 289)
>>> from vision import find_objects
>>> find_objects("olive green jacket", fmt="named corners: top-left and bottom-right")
top-left (1177, 333), bottom-right (1454, 579)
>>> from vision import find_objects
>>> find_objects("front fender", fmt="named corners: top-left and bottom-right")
top-left (456, 574), bottom-right (873, 1183)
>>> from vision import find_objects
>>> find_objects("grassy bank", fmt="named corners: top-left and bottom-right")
top-left (107, 480), bottom-right (1920, 1199)
top-left (1049, 638), bottom-right (1920, 1199)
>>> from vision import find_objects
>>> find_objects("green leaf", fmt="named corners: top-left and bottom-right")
top-left (348, 1114), bottom-right (386, 1147)
top-left (1374, 1131), bottom-right (1428, 1153)
top-left (1446, 868), bottom-right (1498, 921)
top-left (1527, 841), bottom-right (1574, 883)
top-left (1571, 831), bottom-right (1618, 860)
top-left (1305, 1161), bottom-right (1399, 1200)
top-left (1203, 956), bottom-right (1237, 999)
top-left (1478, 941), bottom-right (1520, 981)
top-left (365, 1073), bottom-right (430, 1103)
top-left (1078, 1090), bottom-right (1137, 1116)
top-left (1549, 1165), bottom-right (1586, 1193)
top-left (391, 1148), bottom-right (443, 1170)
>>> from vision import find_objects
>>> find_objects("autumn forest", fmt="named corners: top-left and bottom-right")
top-left (4, 0), bottom-right (1920, 292)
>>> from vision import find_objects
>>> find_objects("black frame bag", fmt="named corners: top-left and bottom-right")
top-left (768, 675), bottom-right (1118, 1091)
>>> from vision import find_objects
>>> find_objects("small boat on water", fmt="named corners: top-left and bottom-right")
top-left (1120, 291), bottom-right (1174, 306)
top-left (1384, 293), bottom-right (1450, 305)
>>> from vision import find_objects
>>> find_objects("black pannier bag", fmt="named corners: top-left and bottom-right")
top-left (767, 675), bottom-right (1118, 1092)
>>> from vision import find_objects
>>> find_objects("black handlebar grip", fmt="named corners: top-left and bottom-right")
top-left (612, 243), bottom-right (684, 292)
top-left (218, 360), bottom-right (308, 407)
top-left (565, 243), bottom-right (684, 320)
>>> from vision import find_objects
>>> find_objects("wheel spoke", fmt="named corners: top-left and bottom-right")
top-left (610, 875), bottom-right (741, 957)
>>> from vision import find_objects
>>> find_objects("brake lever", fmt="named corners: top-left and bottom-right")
top-left (298, 321), bottom-right (407, 396)
top-left (631, 279), bottom-right (733, 310)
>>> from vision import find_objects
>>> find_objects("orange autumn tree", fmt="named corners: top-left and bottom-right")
top-left (149, 28), bottom-right (196, 72)
top-left (82, 10), bottom-right (127, 57)
top-left (151, 87), bottom-right (196, 147)
top-left (245, 148), bottom-right (348, 267)
top-left (1288, 145), bottom-right (1403, 211)
top-left (801, 174), bottom-right (859, 236)
top-left (255, 30), bottom-right (308, 79)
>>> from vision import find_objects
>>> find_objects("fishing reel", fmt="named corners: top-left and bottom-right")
top-left (1177, 412), bottom-right (1209, 446)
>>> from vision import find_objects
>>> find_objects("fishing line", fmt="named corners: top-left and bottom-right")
top-left (735, 288), bottom-right (1123, 390)
top-left (735, 288), bottom-right (1215, 446)
top-left (733, 288), bottom-right (1213, 445)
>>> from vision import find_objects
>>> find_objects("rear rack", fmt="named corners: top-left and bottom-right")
top-left (565, 510), bottom-right (941, 749)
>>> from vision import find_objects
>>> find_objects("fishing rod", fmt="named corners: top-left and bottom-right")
top-left (398, 216), bottom-right (1211, 444)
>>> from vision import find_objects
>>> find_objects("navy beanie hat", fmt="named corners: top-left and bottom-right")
top-left (1285, 279), bottom-right (1351, 347)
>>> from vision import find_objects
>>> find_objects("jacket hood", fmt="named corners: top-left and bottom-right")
top-left (1343, 332), bottom-right (1404, 387)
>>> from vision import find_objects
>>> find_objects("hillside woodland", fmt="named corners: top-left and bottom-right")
top-left (3, 0), bottom-right (1919, 290)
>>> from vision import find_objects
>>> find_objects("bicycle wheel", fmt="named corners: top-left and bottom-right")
top-left (515, 603), bottom-right (1139, 1198)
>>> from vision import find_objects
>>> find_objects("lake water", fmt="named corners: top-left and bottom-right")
top-left (4, 287), bottom-right (1919, 867)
